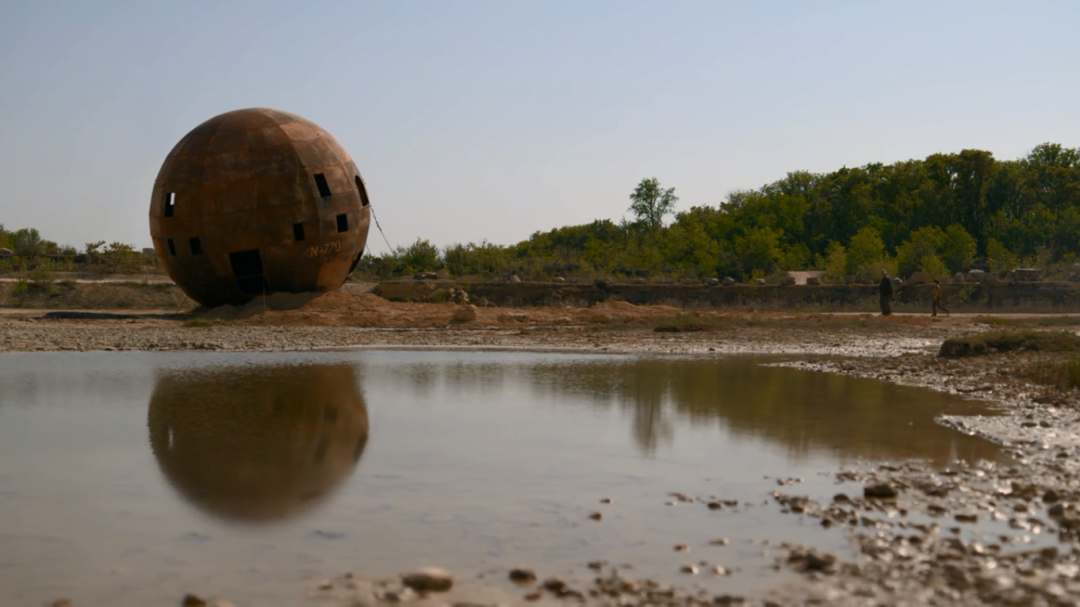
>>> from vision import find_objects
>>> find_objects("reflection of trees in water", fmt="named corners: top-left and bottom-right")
top-left (147, 364), bottom-right (368, 524)
top-left (526, 358), bottom-right (1001, 464)
top-left (382, 361), bottom-right (510, 399)
top-left (377, 356), bottom-right (1000, 465)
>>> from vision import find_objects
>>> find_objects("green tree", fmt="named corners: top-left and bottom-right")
top-left (823, 241), bottom-right (847, 282)
top-left (662, 218), bottom-right (720, 278)
top-left (845, 227), bottom-right (887, 276)
top-left (896, 226), bottom-right (946, 277)
top-left (11, 228), bottom-right (45, 256)
top-left (940, 224), bottom-right (976, 273)
top-left (397, 238), bottom-right (442, 273)
top-left (986, 238), bottom-right (1018, 272)
top-left (443, 240), bottom-right (511, 277)
top-left (733, 227), bottom-right (782, 277)
top-left (628, 177), bottom-right (678, 231)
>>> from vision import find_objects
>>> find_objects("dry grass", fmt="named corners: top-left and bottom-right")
top-left (183, 317), bottom-right (235, 328)
top-left (939, 331), bottom-right (1080, 358)
top-left (1031, 356), bottom-right (1080, 391)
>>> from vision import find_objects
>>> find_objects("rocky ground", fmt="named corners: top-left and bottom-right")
top-left (10, 294), bottom-right (1080, 606)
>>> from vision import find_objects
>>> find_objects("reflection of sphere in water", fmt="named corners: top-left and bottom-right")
top-left (147, 364), bottom-right (368, 523)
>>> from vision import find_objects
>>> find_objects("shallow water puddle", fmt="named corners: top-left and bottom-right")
top-left (0, 351), bottom-right (1002, 605)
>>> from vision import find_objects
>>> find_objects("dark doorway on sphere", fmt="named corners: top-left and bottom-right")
top-left (229, 249), bottom-right (267, 296)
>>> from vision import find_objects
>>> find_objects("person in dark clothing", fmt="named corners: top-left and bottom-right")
top-left (932, 279), bottom-right (950, 317)
top-left (879, 269), bottom-right (893, 316)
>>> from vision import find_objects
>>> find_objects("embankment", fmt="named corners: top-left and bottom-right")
top-left (4, 276), bottom-right (1080, 313)
top-left (0, 280), bottom-right (194, 310)
top-left (380, 280), bottom-right (1080, 313)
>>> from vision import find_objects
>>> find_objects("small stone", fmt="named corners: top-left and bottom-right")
top-left (586, 560), bottom-right (607, 570)
top-left (508, 568), bottom-right (537, 584)
top-left (381, 588), bottom-right (417, 602)
top-left (318, 580), bottom-right (334, 591)
top-left (599, 498), bottom-right (612, 504)
top-left (680, 565), bottom-right (699, 574)
top-left (588, 512), bottom-right (602, 521)
top-left (709, 538), bottom-right (730, 546)
top-left (542, 577), bottom-right (568, 594)
top-left (711, 565), bottom-right (730, 576)
top-left (182, 595), bottom-right (207, 607)
top-left (401, 567), bottom-right (454, 592)
top-left (707, 501), bottom-right (722, 510)
top-left (1043, 489), bottom-right (1062, 503)
top-left (789, 549), bottom-right (837, 573)
top-left (1048, 503), bottom-right (1066, 518)
top-left (524, 591), bottom-right (542, 601)
top-left (955, 513), bottom-right (979, 523)
top-left (673, 544), bottom-right (689, 552)
top-left (863, 483), bottom-right (898, 499)
top-left (832, 493), bottom-right (851, 503)
top-left (451, 305), bottom-right (477, 322)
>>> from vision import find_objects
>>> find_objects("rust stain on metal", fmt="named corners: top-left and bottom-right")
top-left (149, 108), bottom-right (371, 307)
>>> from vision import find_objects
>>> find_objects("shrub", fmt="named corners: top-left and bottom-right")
top-left (29, 262), bottom-right (54, 287)
top-left (654, 314), bottom-right (727, 333)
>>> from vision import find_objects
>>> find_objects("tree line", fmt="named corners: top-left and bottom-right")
top-left (0, 224), bottom-right (150, 275)
top-left (362, 143), bottom-right (1080, 282)
top-left (6, 142), bottom-right (1077, 282)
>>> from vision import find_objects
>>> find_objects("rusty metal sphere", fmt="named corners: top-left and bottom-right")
top-left (149, 108), bottom-right (371, 307)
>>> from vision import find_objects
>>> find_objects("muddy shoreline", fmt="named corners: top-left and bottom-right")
top-left (5, 301), bottom-right (1080, 605)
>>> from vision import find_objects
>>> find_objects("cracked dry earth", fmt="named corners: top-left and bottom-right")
top-left (7, 301), bottom-right (1080, 606)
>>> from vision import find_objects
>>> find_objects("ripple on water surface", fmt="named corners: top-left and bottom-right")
top-left (0, 350), bottom-right (1002, 604)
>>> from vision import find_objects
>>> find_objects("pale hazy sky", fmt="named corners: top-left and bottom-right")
top-left (1, 1), bottom-right (1078, 253)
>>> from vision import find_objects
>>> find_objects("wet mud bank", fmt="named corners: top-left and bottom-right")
top-left (763, 352), bottom-right (1080, 605)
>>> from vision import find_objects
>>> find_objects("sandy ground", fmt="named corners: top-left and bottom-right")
top-left (8, 293), bottom-right (1080, 606)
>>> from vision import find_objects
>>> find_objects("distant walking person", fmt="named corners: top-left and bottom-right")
top-left (879, 269), bottom-right (893, 316)
top-left (932, 279), bottom-right (950, 317)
